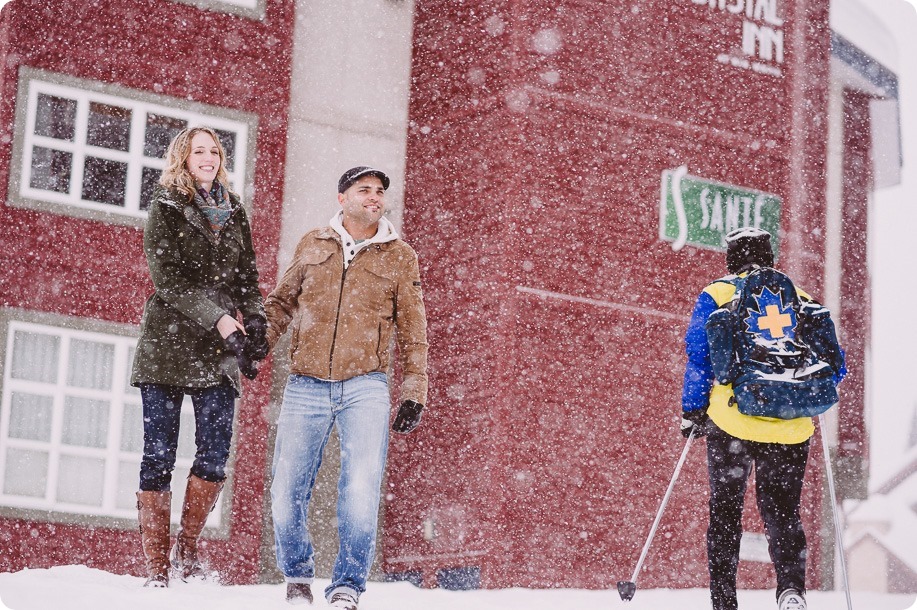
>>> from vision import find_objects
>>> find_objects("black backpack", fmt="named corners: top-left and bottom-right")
top-left (705, 267), bottom-right (842, 419)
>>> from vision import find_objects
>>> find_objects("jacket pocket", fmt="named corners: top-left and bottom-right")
top-left (297, 250), bottom-right (338, 299)
top-left (298, 249), bottom-right (336, 267)
top-left (359, 264), bottom-right (397, 372)
top-left (351, 263), bottom-right (396, 318)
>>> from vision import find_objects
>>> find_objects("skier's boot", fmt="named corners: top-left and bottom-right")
top-left (777, 589), bottom-right (807, 610)
top-left (137, 490), bottom-right (172, 588)
top-left (171, 474), bottom-right (223, 581)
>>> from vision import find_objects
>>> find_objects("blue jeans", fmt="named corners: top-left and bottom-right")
top-left (271, 373), bottom-right (391, 599)
top-left (138, 382), bottom-right (236, 491)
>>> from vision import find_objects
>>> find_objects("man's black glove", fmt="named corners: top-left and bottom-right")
top-left (681, 408), bottom-right (709, 439)
top-left (224, 331), bottom-right (259, 380)
top-left (392, 400), bottom-right (424, 434)
top-left (243, 315), bottom-right (269, 361)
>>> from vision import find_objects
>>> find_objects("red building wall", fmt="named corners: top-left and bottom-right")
top-left (389, 0), bottom-right (836, 590)
top-left (0, 0), bottom-right (294, 585)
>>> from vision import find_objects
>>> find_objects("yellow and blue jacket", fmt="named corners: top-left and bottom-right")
top-left (681, 273), bottom-right (844, 444)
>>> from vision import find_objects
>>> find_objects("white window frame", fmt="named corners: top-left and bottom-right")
top-left (9, 67), bottom-right (258, 228)
top-left (208, 0), bottom-right (258, 7)
top-left (0, 313), bottom-right (228, 529)
top-left (166, 0), bottom-right (265, 20)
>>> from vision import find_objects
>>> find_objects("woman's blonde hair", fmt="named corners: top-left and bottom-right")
top-left (159, 126), bottom-right (233, 202)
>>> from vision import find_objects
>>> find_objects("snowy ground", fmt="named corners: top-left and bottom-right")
top-left (0, 566), bottom-right (914, 610)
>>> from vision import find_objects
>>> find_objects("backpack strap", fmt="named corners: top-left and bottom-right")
top-left (704, 276), bottom-right (743, 308)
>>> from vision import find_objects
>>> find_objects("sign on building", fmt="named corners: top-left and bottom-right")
top-left (690, 0), bottom-right (787, 77)
top-left (659, 165), bottom-right (781, 253)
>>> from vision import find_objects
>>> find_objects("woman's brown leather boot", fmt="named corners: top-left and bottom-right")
top-left (137, 490), bottom-right (172, 587)
top-left (170, 474), bottom-right (223, 580)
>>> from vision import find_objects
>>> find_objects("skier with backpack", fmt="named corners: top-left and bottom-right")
top-left (680, 227), bottom-right (846, 610)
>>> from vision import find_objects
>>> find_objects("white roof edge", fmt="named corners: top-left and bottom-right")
top-left (830, 0), bottom-right (899, 73)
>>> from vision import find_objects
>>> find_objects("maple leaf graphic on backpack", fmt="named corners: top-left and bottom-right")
top-left (706, 267), bottom-right (841, 420)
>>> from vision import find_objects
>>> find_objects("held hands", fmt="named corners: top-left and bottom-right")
top-left (680, 408), bottom-right (709, 439)
top-left (224, 331), bottom-right (259, 380)
top-left (243, 315), bottom-right (269, 361)
top-left (392, 400), bottom-right (424, 434)
top-left (216, 314), bottom-right (245, 339)
top-left (217, 314), bottom-right (270, 381)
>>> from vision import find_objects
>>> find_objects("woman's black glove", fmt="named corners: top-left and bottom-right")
top-left (225, 331), bottom-right (259, 380)
top-left (243, 315), bottom-right (269, 361)
top-left (392, 400), bottom-right (424, 434)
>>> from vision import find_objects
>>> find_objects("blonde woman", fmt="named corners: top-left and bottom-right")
top-left (131, 127), bottom-right (267, 587)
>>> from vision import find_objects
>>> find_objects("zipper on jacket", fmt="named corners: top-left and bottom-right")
top-left (328, 265), bottom-right (347, 379)
top-left (327, 245), bottom-right (376, 378)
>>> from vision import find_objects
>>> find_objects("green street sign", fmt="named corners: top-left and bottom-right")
top-left (659, 166), bottom-right (782, 254)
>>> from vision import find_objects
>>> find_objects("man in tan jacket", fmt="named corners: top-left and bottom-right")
top-left (265, 166), bottom-right (428, 609)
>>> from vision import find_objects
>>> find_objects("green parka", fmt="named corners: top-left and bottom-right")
top-left (131, 186), bottom-right (264, 395)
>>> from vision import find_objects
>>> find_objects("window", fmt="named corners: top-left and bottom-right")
top-left (213, 0), bottom-right (258, 7)
top-left (0, 316), bottom-right (225, 528)
top-left (10, 68), bottom-right (256, 227)
top-left (165, 0), bottom-right (265, 20)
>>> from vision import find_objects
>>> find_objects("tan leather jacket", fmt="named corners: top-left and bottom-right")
top-left (265, 226), bottom-right (428, 404)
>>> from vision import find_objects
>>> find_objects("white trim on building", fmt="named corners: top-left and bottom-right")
top-left (8, 67), bottom-right (257, 228)
top-left (0, 312), bottom-right (222, 529)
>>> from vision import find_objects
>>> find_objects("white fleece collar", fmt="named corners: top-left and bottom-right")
top-left (330, 211), bottom-right (399, 269)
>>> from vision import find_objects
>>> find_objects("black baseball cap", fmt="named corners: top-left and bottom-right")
top-left (337, 166), bottom-right (390, 193)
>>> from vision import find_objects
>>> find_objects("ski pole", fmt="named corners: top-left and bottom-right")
top-left (617, 428), bottom-right (696, 602)
top-left (817, 414), bottom-right (853, 610)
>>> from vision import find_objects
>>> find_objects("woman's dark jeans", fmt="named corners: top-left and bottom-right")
top-left (138, 382), bottom-right (236, 491)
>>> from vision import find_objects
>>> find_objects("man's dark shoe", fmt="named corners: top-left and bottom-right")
top-left (285, 582), bottom-right (313, 605)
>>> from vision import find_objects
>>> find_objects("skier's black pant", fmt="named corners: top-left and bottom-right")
top-left (706, 424), bottom-right (810, 610)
